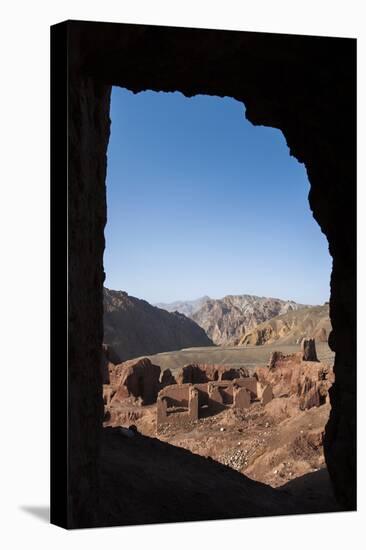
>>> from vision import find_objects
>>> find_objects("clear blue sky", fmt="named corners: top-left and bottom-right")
top-left (104, 87), bottom-right (331, 305)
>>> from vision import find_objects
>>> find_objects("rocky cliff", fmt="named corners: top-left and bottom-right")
top-left (103, 288), bottom-right (213, 361)
top-left (239, 304), bottom-right (330, 346)
top-left (191, 294), bottom-right (306, 345)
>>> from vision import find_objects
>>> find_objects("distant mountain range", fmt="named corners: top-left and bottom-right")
top-left (238, 303), bottom-right (331, 346)
top-left (155, 296), bottom-right (211, 318)
top-left (104, 288), bottom-right (213, 362)
top-left (157, 294), bottom-right (308, 345)
top-left (104, 289), bottom-right (330, 359)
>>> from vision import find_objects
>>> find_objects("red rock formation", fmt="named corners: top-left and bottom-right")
top-left (109, 358), bottom-right (161, 405)
top-left (255, 352), bottom-right (333, 409)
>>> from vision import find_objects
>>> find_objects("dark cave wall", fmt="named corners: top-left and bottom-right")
top-left (66, 21), bottom-right (356, 524)
top-left (68, 29), bottom-right (112, 526)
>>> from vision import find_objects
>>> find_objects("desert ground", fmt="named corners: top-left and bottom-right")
top-left (103, 341), bottom-right (336, 498)
top-left (141, 341), bottom-right (334, 373)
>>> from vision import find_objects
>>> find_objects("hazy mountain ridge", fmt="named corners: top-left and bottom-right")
top-left (155, 296), bottom-right (211, 317)
top-left (238, 303), bottom-right (331, 346)
top-left (191, 294), bottom-right (308, 345)
top-left (103, 288), bottom-right (213, 362)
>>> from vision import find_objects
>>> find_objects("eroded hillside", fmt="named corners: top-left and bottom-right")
top-left (104, 288), bottom-right (213, 361)
top-left (191, 294), bottom-right (307, 345)
top-left (239, 303), bottom-right (330, 346)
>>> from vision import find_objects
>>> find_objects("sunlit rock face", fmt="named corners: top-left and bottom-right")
top-left (65, 21), bottom-right (355, 525)
top-left (239, 304), bottom-right (331, 347)
top-left (191, 295), bottom-right (306, 345)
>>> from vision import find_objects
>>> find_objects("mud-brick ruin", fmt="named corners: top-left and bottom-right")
top-left (102, 356), bottom-right (274, 428)
top-left (156, 369), bottom-right (273, 429)
top-left (257, 339), bottom-right (334, 410)
top-left (103, 356), bottom-right (161, 407)
top-left (103, 339), bottom-right (332, 433)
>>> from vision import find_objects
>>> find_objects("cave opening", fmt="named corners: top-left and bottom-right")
top-left (102, 85), bottom-right (334, 495)
top-left (54, 20), bottom-right (356, 528)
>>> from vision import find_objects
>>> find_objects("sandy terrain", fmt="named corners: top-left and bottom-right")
top-left (142, 341), bottom-right (334, 373)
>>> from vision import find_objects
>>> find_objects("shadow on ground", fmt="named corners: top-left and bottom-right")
top-left (21, 434), bottom-right (341, 528)
top-left (95, 427), bottom-right (342, 528)
top-left (279, 468), bottom-right (341, 511)
top-left (20, 506), bottom-right (49, 523)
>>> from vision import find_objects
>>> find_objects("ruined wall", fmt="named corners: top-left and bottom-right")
top-left (157, 384), bottom-right (198, 425)
top-left (65, 20), bottom-right (356, 524)
top-left (160, 368), bottom-right (177, 388)
top-left (156, 378), bottom-right (269, 428)
top-left (177, 363), bottom-right (249, 384)
top-left (159, 384), bottom-right (190, 407)
top-left (117, 358), bottom-right (161, 405)
top-left (233, 377), bottom-right (258, 396)
top-left (233, 387), bottom-right (251, 409)
top-left (301, 338), bottom-right (319, 362)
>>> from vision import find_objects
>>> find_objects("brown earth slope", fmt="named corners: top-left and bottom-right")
top-left (191, 294), bottom-right (307, 345)
top-left (103, 288), bottom-right (213, 362)
top-left (239, 304), bottom-right (331, 346)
